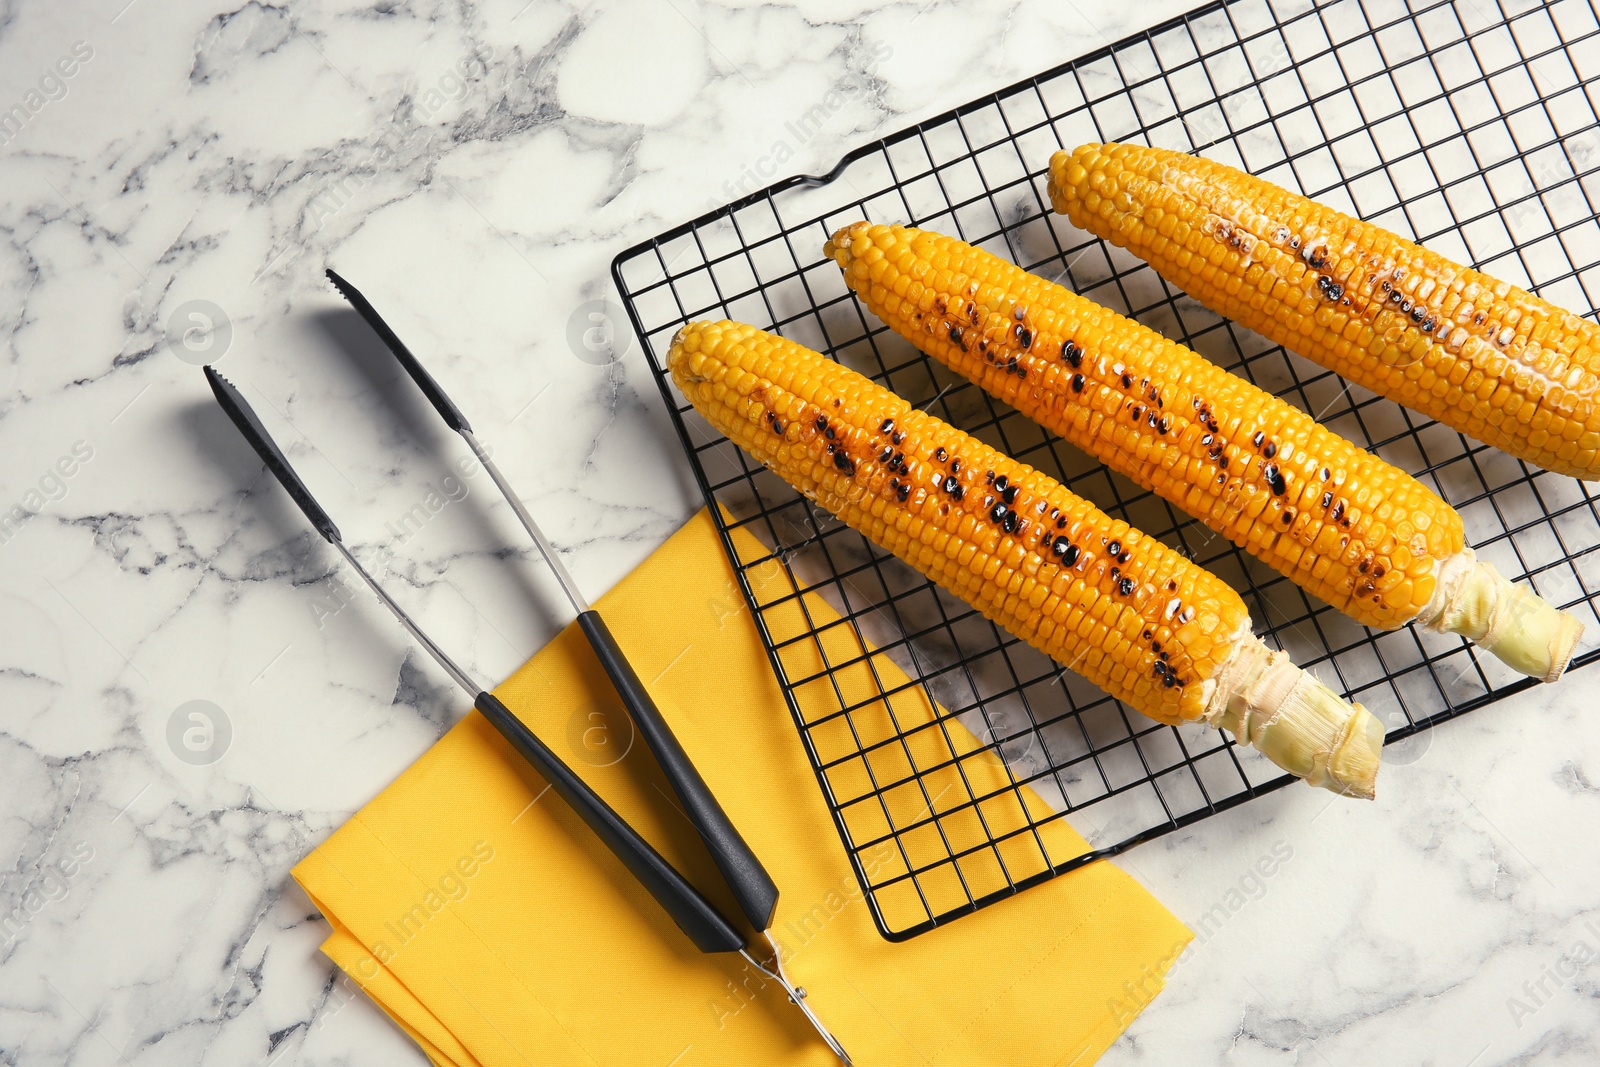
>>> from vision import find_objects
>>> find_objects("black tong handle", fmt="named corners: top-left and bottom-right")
top-left (474, 691), bottom-right (745, 953)
top-left (578, 611), bottom-right (780, 931)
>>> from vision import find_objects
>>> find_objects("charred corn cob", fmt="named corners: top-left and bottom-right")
top-left (826, 222), bottom-right (1582, 683)
top-left (671, 319), bottom-right (1384, 797)
top-left (1047, 142), bottom-right (1600, 481)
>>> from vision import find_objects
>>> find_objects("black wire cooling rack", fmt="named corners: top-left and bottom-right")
top-left (611, 0), bottom-right (1600, 941)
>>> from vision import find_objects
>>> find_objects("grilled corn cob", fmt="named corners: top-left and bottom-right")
top-left (826, 222), bottom-right (1582, 683)
top-left (670, 319), bottom-right (1384, 797)
top-left (1047, 142), bottom-right (1600, 481)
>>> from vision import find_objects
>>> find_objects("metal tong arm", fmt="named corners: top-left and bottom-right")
top-left (741, 931), bottom-right (856, 1065)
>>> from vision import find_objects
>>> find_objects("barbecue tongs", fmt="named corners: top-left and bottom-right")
top-left (200, 271), bottom-right (852, 1064)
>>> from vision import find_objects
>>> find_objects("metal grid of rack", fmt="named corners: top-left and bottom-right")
top-left (612, 0), bottom-right (1600, 940)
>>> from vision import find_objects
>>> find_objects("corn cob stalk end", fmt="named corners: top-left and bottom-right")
top-left (1210, 635), bottom-right (1382, 798)
top-left (1423, 551), bottom-right (1583, 683)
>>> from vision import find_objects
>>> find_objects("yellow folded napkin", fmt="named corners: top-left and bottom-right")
top-left (293, 508), bottom-right (1191, 1066)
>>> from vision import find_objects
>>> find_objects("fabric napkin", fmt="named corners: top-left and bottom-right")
top-left (292, 508), bottom-right (1191, 1066)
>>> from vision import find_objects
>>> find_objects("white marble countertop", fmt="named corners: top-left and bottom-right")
top-left (2, 0), bottom-right (1598, 1063)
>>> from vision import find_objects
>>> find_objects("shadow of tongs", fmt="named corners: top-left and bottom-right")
top-left (200, 271), bottom-right (851, 1063)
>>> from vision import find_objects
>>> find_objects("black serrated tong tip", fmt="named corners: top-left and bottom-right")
top-left (324, 268), bottom-right (472, 434)
top-left (204, 366), bottom-right (342, 544)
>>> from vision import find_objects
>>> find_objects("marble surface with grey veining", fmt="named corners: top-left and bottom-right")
top-left (1, 0), bottom-right (1598, 1064)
